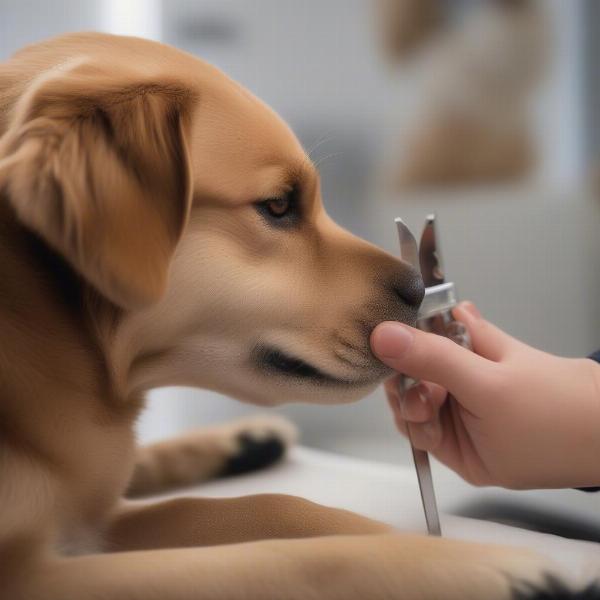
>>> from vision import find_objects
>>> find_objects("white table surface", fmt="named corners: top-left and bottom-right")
top-left (153, 446), bottom-right (600, 584)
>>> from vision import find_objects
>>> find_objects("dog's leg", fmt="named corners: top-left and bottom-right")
top-left (10, 534), bottom-right (552, 600)
top-left (127, 415), bottom-right (297, 497)
top-left (107, 494), bottom-right (390, 551)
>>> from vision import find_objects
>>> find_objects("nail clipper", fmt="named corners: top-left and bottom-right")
top-left (394, 214), bottom-right (472, 536)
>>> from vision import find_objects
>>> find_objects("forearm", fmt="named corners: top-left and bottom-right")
top-left (577, 356), bottom-right (600, 489)
top-left (529, 356), bottom-right (600, 490)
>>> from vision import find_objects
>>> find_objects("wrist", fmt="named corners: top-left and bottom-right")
top-left (570, 358), bottom-right (600, 487)
top-left (530, 356), bottom-right (600, 490)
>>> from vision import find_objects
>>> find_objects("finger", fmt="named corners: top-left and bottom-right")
top-left (385, 376), bottom-right (446, 410)
top-left (384, 374), bottom-right (403, 404)
top-left (394, 411), bottom-right (410, 437)
top-left (371, 322), bottom-right (495, 400)
top-left (452, 301), bottom-right (521, 361)
top-left (386, 388), bottom-right (402, 420)
top-left (386, 394), bottom-right (409, 436)
top-left (385, 377), bottom-right (444, 417)
top-left (406, 417), bottom-right (443, 451)
top-left (397, 382), bottom-right (446, 424)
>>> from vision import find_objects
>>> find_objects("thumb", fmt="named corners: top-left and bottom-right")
top-left (370, 321), bottom-right (495, 399)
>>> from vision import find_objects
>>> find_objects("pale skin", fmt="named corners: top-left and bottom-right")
top-left (371, 301), bottom-right (600, 490)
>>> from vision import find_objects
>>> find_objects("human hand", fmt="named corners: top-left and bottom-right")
top-left (370, 302), bottom-right (600, 489)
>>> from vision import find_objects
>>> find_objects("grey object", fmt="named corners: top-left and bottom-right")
top-left (395, 218), bottom-right (442, 537)
top-left (395, 215), bottom-right (473, 536)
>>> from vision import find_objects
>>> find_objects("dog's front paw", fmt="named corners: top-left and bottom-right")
top-left (128, 415), bottom-right (299, 497)
top-left (221, 415), bottom-right (298, 476)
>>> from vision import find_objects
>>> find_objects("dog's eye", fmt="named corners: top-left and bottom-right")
top-left (265, 198), bottom-right (290, 218)
top-left (255, 188), bottom-right (300, 228)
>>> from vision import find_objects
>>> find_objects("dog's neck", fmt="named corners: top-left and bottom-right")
top-left (0, 199), bottom-right (141, 438)
top-left (0, 199), bottom-right (149, 538)
top-left (0, 193), bottom-right (210, 408)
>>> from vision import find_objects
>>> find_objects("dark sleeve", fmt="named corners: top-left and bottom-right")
top-left (577, 350), bottom-right (600, 492)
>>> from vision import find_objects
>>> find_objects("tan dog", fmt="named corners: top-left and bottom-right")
top-left (0, 32), bottom-right (569, 599)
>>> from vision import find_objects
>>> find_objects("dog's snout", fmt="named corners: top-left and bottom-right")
top-left (390, 268), bottom-right (425, 308)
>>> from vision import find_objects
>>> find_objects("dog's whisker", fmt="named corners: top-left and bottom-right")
top-left (305, 131), bottom-right (336, 160)
top-left (334, 336), bottom-right (367, 356)
top-left (337, 338), bottom-right (359, 351)
top-left (332, 349), bottom-right (371, 371)
top-left (313, 151), bottom-right (343, 170)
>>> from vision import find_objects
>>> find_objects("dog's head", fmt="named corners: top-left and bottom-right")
top-left (0, 33), bottom-right (423, 405)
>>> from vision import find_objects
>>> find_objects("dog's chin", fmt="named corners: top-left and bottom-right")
top-left (248, 344), bottom-right (390, 405)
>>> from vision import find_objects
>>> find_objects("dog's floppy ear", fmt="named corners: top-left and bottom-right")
top-left (0, 60), bottom-right (193, 309)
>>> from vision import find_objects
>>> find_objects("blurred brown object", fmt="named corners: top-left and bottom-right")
top-left (379, 0), bottom-right (549, 188)
top-left (396, 113), bottom-right (535, 188)
top-left (377, 0), bottom-right (442, 60)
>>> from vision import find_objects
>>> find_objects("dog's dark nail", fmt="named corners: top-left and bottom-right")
top-left (512, 575), bottom-right (600, 600)
top-left (222, 432), bottom-right (286, 476)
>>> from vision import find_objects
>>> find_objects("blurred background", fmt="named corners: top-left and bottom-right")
top-left (2, 0), bottom-right (599, 526)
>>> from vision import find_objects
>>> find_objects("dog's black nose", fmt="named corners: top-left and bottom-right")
top-left (390, 268), bottom-right (425, 308)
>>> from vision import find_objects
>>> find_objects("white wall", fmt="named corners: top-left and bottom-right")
top-left (2, 1), bottom-right (597, 460)
top-left (140, 0), bottom-right (600, 455)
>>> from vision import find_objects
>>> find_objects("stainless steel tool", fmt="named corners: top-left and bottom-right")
top-left (394, 214), bottom-right (472, 537)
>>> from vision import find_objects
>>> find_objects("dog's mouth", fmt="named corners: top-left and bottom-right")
top-left (252, 344), bottom-right (383, 387)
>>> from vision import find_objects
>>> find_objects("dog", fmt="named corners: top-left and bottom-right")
top-left (0, 32), bottom-right (595, 599)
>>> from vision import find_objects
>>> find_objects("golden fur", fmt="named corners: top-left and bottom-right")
top-left (0, 33), bottom-right (551, 599)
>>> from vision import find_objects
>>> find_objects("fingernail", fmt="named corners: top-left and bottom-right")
top-left (461, 301), bottom-right (481, 320)
top-left (418, 387), bottom-right (430, 404)
top-left (371, 323), bottom-right (414, 359)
